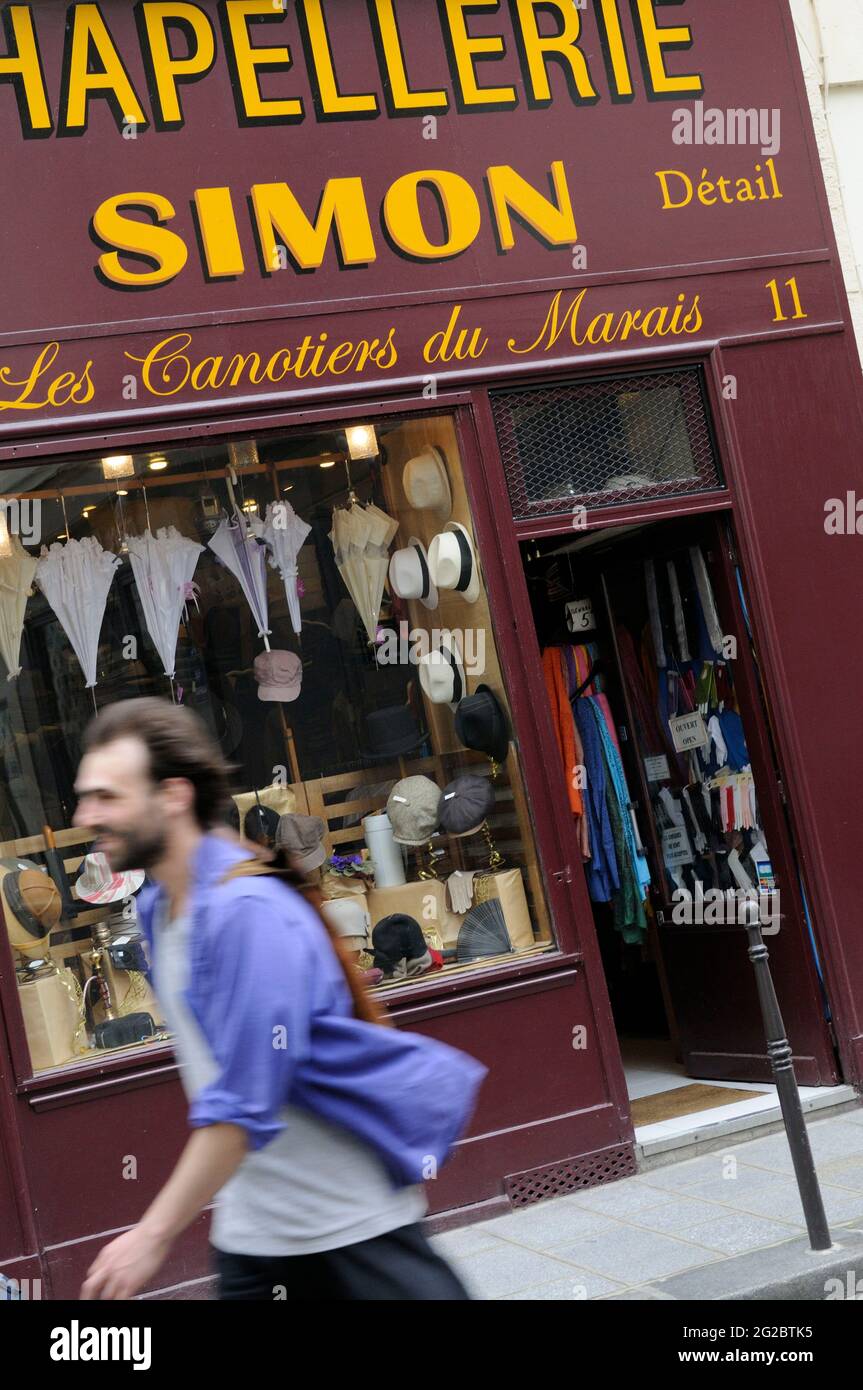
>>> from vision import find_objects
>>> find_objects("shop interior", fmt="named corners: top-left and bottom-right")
top-left (522, 510), bottom-right (839, 1150)
top-left (1, 412), bottom-right (553, 1076)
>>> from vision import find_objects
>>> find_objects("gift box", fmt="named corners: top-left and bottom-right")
top-left (321, 871), bottom-right (371, 901)
top-left (233, 783), bottom-right (297, 833)
top-left (367, 879), bottom-right (461, 947)
top-left (366, 869), bottom-right (533, 951)
top-left (18, 969), bottom-right (80, 1071)
top-left (473, 868), bottom-right (533, 951)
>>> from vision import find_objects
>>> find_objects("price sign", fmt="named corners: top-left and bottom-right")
top-left (565, 598), bottom-right (595, 634)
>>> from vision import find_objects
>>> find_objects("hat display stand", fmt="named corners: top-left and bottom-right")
top-left (474, 820), bottom-right (506, 904)
top-left (82, 919), bottom-right (159, 1050)
top-left (417, 839), bottom-right (446, 882)
top-left (277, 708), bottom-right (301, 783)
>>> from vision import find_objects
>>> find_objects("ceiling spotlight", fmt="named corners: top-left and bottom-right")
top-left (116, 489), bottom-right (128, 497)
top-left (319, 458), bottom-right (336, 470)
top-left (241, 498), bottom-right (259, 513)
top-left (101, 454), bottom-right (134, 479)
top-left (283, 483), bottom-right (294, 493)
top-left (149, 456), bottom-right (168, 471)
top-left (81, 505), bottom-right (95, 515)
top-left (345, 425), bottom-right (377, 460)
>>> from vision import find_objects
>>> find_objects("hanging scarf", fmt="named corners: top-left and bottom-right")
top-left (690, 545), bottom-right (725, 658)
top-left (666, 560), bottom-right (691, 664)
top-left (644, 558), bottom-right (666, 668)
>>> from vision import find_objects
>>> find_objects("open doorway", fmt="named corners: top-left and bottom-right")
top-left (521, 511), bottom-right (843, 1153)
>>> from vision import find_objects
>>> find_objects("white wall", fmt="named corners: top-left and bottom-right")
top-left (791, 0), bottom-right (863, 361)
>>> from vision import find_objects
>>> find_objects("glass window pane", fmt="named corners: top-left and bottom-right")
top-left (1, 413), bottom-right (554, 1074)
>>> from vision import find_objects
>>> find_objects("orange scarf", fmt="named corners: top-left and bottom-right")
top-left (542, 647), bottom-right (584, 817)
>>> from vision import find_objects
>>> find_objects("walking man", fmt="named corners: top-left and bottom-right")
top-left (75, 698), bottom-right (484, 1300)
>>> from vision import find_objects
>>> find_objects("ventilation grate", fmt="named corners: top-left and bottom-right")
top-left (489, 368), bottom-right (723, 522)
top-left (504, 1144), bottom-right (637, 1208)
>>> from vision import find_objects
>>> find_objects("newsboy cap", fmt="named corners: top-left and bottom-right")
top-left (386, 776), bottom-right (442, 846)
top-left (439, 774), bottom-right (496, 837)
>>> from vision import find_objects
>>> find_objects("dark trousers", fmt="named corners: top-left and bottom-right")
top-left (213, 1222), bottom-right (471, 1301)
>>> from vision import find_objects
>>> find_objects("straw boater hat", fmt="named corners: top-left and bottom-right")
top-left (0, 858), bottom-right (62, 958)
top-left (402, 447), bottom-right (452, 520)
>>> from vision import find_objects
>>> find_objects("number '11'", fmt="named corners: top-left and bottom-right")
top-left (766, 276), bottom-right (807, 322)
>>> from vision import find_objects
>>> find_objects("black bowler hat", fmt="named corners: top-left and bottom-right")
top-left (372, 913), bottom-right (431, 978)
top-left (364, 705), bottom-right (426, 761)
top-left (454, 685), bottom-right (510, 765)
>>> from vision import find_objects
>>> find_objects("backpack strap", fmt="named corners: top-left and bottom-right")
top-left (216, 853), bottom-right (388, 1027)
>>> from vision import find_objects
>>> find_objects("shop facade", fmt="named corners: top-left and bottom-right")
top-left (1, 0), bottom-right (862, 1297)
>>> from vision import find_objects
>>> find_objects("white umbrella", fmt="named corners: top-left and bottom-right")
top-left (207, 513), bottom-right (271, 649)
top-left (329, 502), bottom-right (398, 643)
top-left (35, 536), bottom-right (121, 690)
top-left (127, 527), bottom-right (204, 682)
top-left (329, 503), bottom-right (372, 641)
top-left (363, 502), bottom-right (398, 642)
top-left (0, 533), bottom-right (37, 680)
top-left (251, 501), bottom-right (311, 636)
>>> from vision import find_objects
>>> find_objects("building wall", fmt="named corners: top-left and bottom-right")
top-left (791, 0), bottom-right (863, 361)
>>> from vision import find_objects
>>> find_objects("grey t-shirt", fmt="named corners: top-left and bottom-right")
top-left (152, 909), bottom-right (426, 1257)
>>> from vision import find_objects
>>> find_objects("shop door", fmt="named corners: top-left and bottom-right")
top-left (596, 516), bottom-right (838, 1088)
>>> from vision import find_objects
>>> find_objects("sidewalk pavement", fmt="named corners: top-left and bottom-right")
top-left (430, 1107), bottom-right (863, 1300)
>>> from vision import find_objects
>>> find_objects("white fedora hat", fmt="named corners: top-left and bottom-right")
top-left (418, 633), bottom-right (467, 709)
top-left (403, 446), bottom-right (452, 520)
top-left (76, 852), bottom-right (145, 905)
top-left (388, 537), bottom-right (438, 610)
top-left (427, 522), bottom-right (481, 605)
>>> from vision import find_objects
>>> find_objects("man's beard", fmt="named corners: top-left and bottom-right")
top-left (97, 825), bottom-right (167, 874)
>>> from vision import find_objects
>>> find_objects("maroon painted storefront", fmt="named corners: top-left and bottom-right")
top-left (1, 0), bottom-right (862, 1297)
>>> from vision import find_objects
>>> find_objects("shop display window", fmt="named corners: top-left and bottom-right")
top-left (0, 412), bottom-right (554, 1075)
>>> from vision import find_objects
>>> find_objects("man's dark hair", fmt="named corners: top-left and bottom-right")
top-left (83, 697), bottom-right (231, 828)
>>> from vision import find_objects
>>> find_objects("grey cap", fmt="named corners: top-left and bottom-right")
top-left (386, 776), bottom-right (442, 846)
top-left (439, 774), bottom-right (495, 837)
top-left (275, 813), bottom-right (327, 870)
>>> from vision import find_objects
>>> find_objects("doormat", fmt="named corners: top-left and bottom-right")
top-left (631, 1083), bottom-right (768, 1127)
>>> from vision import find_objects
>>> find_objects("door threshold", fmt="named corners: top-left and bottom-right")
top-left (636, 1083), bottom-right (860, 1169)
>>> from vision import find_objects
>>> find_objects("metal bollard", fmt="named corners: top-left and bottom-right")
top-left (743, 900), bottom-right (832, 1251)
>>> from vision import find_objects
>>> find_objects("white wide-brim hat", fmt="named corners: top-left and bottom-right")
top-left (403, 446), bottom-right (452, 520)
top-left (427, 522), bottom-right (481, 605)
top-left (76, 852), bottom-right (145, 905)
top-left (418, 633), bottom-right (467, 709)
top-left (388, 537), bottom-right (438, 610)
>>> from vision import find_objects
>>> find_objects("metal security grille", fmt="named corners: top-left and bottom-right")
top-left (504, 1145), bottom-right (637, 1208)
top-left (489, 368), bottom-right (723, 522)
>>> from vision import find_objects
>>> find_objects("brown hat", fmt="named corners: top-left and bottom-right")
top-left (0, 859), bottom-right (62, 959)
top-left (275, 813), bottom-right (327, 871)
top-left (254, 650), bottom-right (302, 702)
